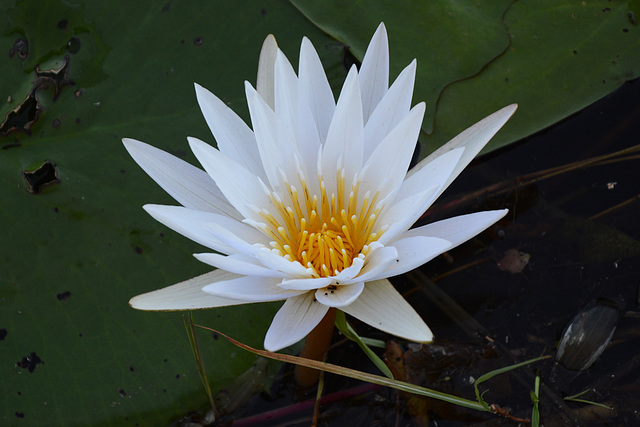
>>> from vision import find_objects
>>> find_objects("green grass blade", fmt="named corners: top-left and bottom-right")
top-left (474, 355), bottom-right (550, 410)
top-left (334, 311), bottom-right (394, 379)
top-left (531, 373), bottom-right (540, 427)
top-left (183, 313), bottom-right (217, 414)
top-left (197, 325), bottom-right (490, 412)
top-left (564, 389), bottom-right (613, 410)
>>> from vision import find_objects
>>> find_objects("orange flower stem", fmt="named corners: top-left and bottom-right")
top-left (294, 307), bottom-right (337, 388)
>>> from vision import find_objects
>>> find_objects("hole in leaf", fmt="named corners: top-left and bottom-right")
top-left (22, 160), bottom-right (60, 194)
top-left (16, 352), bottom-right (44, 373)
top-left (34, 55), bottom-right (74, 99)
top-left (0, 88), bottom-right (41, 136)
top-left (56, 291), bottom-right (72, 301)
top-left (9, 37), bottom-right (28, 60)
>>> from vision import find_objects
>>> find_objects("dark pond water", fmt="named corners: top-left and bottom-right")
top-left (181, 79), bottom-right (640, 427)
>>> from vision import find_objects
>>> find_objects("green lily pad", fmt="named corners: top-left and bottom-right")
top-left (290, 0), bottom-right (640, 156)
top-left (3, 0), bottom-right (638, 424)
top-left (0, 1), bottom-right (346, 425)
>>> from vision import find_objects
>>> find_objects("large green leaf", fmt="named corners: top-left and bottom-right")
top-left (0, 1), bottom-right (346, 425)
top-left (2, 0), bottom-right (638, 425)
top-left (290, 0), bottom-right (640, 156)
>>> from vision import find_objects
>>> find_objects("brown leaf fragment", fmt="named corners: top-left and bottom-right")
top-left (496, 248), bottom-right (530, 273)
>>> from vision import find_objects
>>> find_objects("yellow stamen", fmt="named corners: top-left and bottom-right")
top-left (258, 169), bottom-right (384, 278)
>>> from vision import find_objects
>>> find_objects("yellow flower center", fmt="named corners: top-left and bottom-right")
top-left (259, 169), bottom-right (385, 277)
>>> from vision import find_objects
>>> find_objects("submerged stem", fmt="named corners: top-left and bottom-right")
top-left (294, 308), bottom-right (337, 388)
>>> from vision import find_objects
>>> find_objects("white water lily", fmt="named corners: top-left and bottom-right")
top-left (124, 23), bottom-right (516, 352)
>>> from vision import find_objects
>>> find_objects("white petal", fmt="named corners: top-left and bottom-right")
top-left (374, 236), bottom-right (451, 280)
top-left (264, 292), bottom-right (329, 351)
top-left (378, 148), bottom-right (463, 244)
top-left (123, 138), bottom-right (241, 220)
top-left (375, 184), bottom-right (438, 246)
top-left (278, 277), bottom-right (333, 291)
top-left (342, 279), bottom-right (433, 342)
top-left (349, 246), bottom-right (399, 283)
top-left (143, 204), bottom-right (267, 254)
top-left (253, 248), bottom-right (311, 277)
top-left (188, 136), bottom-right (276, 221)
top-left (315, 281), bottom-right (364, 308)
top-left (202, 221), bottom-right (265, 256)
top-left (274, 48), bottom-right (300, 113)
top-left (407, 104), bottom-right (517, 200)
top-left (333, 256), bottom-right (364, 282)
top-left (200, 223), bottom-right (309, 277)
top-left (359, 102), bottom-right (425, 198)
top-left (299, 37), bottom-right (335, 143)
top-left (194, 83), bottom-right (266, 182)
top-left (245, 82), bottom-right (297, 190)
top-left (363, 59), bottom-right (416, 158)
top-left (359, 22), bottom-right (389, 123)
top-left (396, 210), bottom-right (509, 249)
top-left (393, 147), bottom-right (463, 207)
top-left (256, 34), bottom-right (278, 109)
top-left (194, 252), bottom-right (285, 278)
top-left (203, 275), bottom-right (304, 302)
top-left (274, 49), bottom-right (321, 173)
top-left (322, 65), bottom-right (364, 187)
top-left (129, 270), bottom-right (249, 310)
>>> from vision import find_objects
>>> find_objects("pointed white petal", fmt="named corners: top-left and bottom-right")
top-left (396, 209), bottom-right (509, 249)
top-left (342, 279), bottom-right (433, 342)
top-left (364, 59), bottom-right (416, 158)
top-left (359, 102), bottom-right (425, 198)
top-left (323, 65), bottom-right (364, 186)
top-left (188, 137), bottom-right (275, 221)
top-left (253, 248), bottom-right (311, 277)
top-left (315, 281), bottom-right (364, 307)
top-left (194, 252), bottom-right (285, 278)
top-left (274, 48), bottom-right (300, 113)
top-left (256, 34), bottom-right (278, 109)
top-left (278, 277), bottom-right (333, 291)
top-left (123, 138), bottom-right (241, 219)
top-left (264, 292), bottom-right (329, 351)
top-left (378, 148), bottom-right (464, 244)
top-left (374, 236), bottom-right (451, 280)
top-left (143, 204), bottom-right (268, 254)
top-left (407, 104), bottom-right (518, 200)
top-left (245, 82), bottom-right (296, 190)
top-left (299, 37), bottom-right (335, 143)
top-left (274, 49), bottom-right (321, 172)
top-left (203, 275), bottom-right (304, 302)
top-left (393, 147), bottom-right (463, 206)
top-left (201, 223), bottom-right (309, 277)
top-left (359, 22), bottom-right (389, 122)
top-left (194, 83), bottom-right (266, 181)
top-left (333, 257), bottom-right (364, 282)
top-left (129, 270), bottom-right (249, 310)
top-left (349, 246), bottom-right (398, 283)
top-left (375, 184), bottom-right (437, 246)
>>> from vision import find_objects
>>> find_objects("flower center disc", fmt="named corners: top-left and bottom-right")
top-left (298, 219), bottom-right (355, 277)
top-left (260, 175), bottom-right (385, 279)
